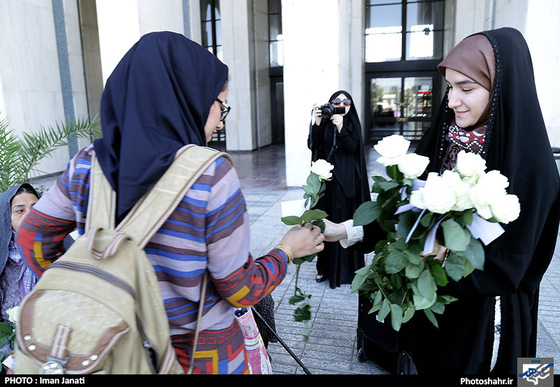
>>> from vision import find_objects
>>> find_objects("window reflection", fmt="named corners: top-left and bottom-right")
top-left (369, 76), bottom-right (434, 141)
top-left (269, 0), bottom-right (283, 67)
top-left (365, 0), bottom-right (444, 63)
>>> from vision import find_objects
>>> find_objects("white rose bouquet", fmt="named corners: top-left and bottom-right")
top-left (352, 135), bottom-right (520, 331)
top-left (281, 160), bottom-right (333, 336)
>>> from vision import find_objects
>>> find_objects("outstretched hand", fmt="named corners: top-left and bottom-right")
top-left (280, 223), bottom-right (324, 258)
top-left (322, 219), bottom-right (348, 242)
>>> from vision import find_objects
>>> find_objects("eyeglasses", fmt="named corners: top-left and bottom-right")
top-left (216, 98), bottom-right (231, 122)
top-left (331, 98), bottom-right (351, 106)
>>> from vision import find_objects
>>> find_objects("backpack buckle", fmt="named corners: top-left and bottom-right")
top-left (40, 356), bottom-right (68, 374)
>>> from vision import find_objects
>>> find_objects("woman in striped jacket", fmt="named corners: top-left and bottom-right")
top-left (17, 32), bottom-right (324, 374)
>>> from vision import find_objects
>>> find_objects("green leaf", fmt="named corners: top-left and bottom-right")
top-left (405, 261), bottom-right (424, 279)
top-left (412, 293), bottom-right (436, 310)
top-left (384, 250), bottom-right (407, 274)
top-left (462, 237), bottom-right (485, 271)
top-left (0, 322), bottom-right (14, 334)
top-left (390, 304), bottom-right (403, 331)
top-left (353, 201), bottom-right (382, 226)
top-left (444, 252), bottom-right (465, 281)
top-left (420, 211), bottom-right (434, 227)
top-left (386, 165), bottom-right (404, 181)
top-left (439, 294), bottom-right (458, 304)
top-left (301, 209), bottom-right (328, 223)
top-left (289, 295), bottom-right (306, 305)
top-left (281, 215), bottom-right (302, 225)
top-left (441, 219), bottom-right (470, 252)
top-left (423, 309), bottom-right (439, 328)
top-left (351, 265), bottom-right (372, 293)
top-left (293, 303), bottom-right (312, 322)
top-left (403, 307), bottom-right (416, 323)
top-left (417, 270), bottom-right (437, 300)
top-left (378, 299), bottom-right (391, 321)
top-left (373, 290), bottom-right (383, 306)
top-left (427, 260), bottom-right (449, 287)
top-left (305, 173), bottom-right (321, 194)
top-left (293, 254), bottom-right (316, 265)
top-left (371, 175), bottom-right (388, 183)
top-left (461, 210), bottom-right (474, 226)
top-left (429, 300), bottom-right (445, 314)
top-left (377, 181), bottom-right (400, 191)
top-left (396, 211), bottom-right (416, 239)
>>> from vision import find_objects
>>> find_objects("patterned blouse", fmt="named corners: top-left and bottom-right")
top-left (17, 145), bottom-right (288, 374)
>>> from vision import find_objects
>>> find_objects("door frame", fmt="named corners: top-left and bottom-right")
top-left (364, 60), bottom-right (443, 144)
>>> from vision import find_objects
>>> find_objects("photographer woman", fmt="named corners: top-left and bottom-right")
top-left (308, 90), bottom-right (370, 289)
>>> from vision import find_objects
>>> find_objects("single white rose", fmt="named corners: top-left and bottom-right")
top-left (469, 171), bottom-right (509, 220)
top-left (490, 194), bottom-right (520, 223)
top-left (440, 170), bottom-right (473, 211)
top-left (456, 151), bottom-right (487, 178)
top-left (417, 173), bottom-right (456, 214)
top-left (374, 135), bottom-right (410, 166)
top-left (310, 159), bottom-right (334, 181)
top-left (398, 153), bottom-right (430, 179)
top-left (484, 170), bottom-right (510, 190)
top-left (6, 306), bottom-right (19, 324)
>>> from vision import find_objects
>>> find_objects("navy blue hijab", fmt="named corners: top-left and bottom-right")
top-left (94, 32), bottom-right (228, 221)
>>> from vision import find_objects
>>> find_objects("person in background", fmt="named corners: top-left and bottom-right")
top-left (17, 32), bottom-right (324, 374)
top-left (308, 90), bottom-right (370, 288)
top-left (0, 184), bottom-right (40, 363)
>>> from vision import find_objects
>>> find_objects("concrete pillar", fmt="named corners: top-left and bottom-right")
top-left (282, 0), bottom-right (340, 186)
top-left (221, 0), bottom-right (271, 151)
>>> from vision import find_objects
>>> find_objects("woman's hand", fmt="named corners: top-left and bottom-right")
top-left (279, 223), bottom-right (324, 258)
top-left (322, 219), bottom-right (348, 242)
top-left (312, 104), bottom-right (322, 125)
top-left (331, 114), bottom-right (343, 132)
top-left (421, 240), bottom-right (448, 262)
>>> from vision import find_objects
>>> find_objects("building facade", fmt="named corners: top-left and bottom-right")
top-left (1, 0), bottom-right (558, 186)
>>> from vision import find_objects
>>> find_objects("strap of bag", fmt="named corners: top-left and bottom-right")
top-left (88, 144), bottom-right (230, 247)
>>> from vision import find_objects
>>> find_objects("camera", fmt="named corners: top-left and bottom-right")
top-left (318, 103), bottom-right (346, 119)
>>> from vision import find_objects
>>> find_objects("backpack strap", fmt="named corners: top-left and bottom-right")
top-left (119, 145), bottom-right (229, 246)
top-left (88, 144), bottom-right (230, 246)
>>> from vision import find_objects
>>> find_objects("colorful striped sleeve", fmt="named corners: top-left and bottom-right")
top-left (16, 147), bottom-right (94, 277)
top-left (201, 157), bottom-right (288, 307)
top-left (17, 208), bottom-right (76, 277)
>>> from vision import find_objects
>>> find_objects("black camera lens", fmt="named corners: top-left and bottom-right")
top-left (318, 103), bottom-right (345, 119)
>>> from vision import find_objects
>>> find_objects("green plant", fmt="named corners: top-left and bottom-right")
top-left (0, 115), bottom-right (100, 193)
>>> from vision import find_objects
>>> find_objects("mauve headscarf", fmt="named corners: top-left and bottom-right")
top-left (437, 33), bottom-right (495, 129)
top-left (94, 32), bottom-right (229, 221)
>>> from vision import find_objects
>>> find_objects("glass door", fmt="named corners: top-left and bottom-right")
top-left (367, 74), bottom-right (437, 142)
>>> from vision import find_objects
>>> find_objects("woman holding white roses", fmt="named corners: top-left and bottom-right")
top-left (409, 27), bottom-right (560, 376)
top-left (308, 90), bottom-right (370, 288)
top-left (326, 28), bottom-right (560, 375)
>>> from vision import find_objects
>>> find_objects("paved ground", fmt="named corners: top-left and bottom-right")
top-left (234, 145), bottom-right (560, 376)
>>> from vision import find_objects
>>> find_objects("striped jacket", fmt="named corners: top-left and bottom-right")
top-left (17, 144), bottom-right (288, 374)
